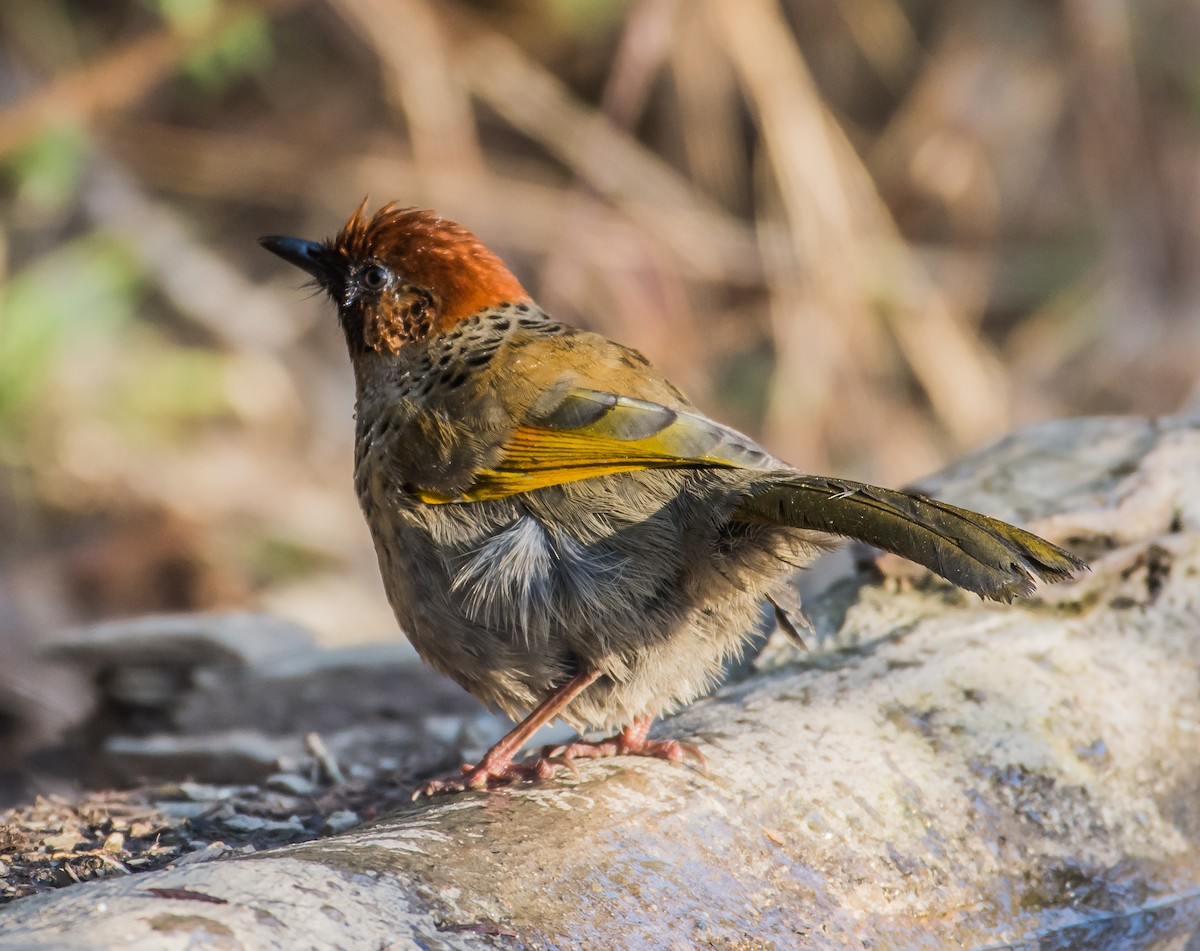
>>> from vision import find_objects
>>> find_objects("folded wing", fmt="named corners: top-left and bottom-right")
top-left (415, 387), bottom-right (777, 503)
top-left (417, 386), bottom-right (1084, 600)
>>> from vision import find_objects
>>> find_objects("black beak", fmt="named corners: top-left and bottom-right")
top-left (259, 235), bottom-right (334, 283)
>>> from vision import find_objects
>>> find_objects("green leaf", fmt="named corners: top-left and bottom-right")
top-left (110, 337), bottom-right (233, 429)
top-left (0, 236), bottom-right (141, 441)
top-left (183, 12), bottom-right (274, 92)
top-left (154, 0), bottom-right (218, 33)
top-left (4, 124), bottom-right (89, 213)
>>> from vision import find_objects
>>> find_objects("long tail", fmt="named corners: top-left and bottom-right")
top-left (734, 473), bottom-right (1084, 602)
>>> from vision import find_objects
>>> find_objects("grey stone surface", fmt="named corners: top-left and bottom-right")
top-left (4, 414), bottom-right (1200, 949)
top-left (45, 612), bottom-right (315, 671)
top-left (175, 642), bottom-right (481, 735)
top-left (100, 731), bottom-right (305, 786)
top-left (42, 620), bottom-right (487, 788)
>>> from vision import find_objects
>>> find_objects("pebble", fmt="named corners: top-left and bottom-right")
top-left (176, 782), bottom-right (244, 802)
top-left (173, 842), bottom-right (231, 867)
top-left (322, 810), bottom-right (361, 836)
top-left (265, 773), bottom-right (318, 796)
top-left (154, 801), bottom-right (214, 819)
top-left (41, 831), bottom-right (83, 852)
top-left (220, 814), bottom-right (305, 835)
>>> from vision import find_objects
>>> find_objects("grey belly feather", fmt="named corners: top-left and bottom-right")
top-left (361, 467), bottom-right (826, 730)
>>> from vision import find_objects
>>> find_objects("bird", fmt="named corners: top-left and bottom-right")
top-left (260, 201), bottom-right (1084, 796)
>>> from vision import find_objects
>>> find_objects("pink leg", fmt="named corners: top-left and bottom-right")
top-left (543, 716), bottom-right (707, 773)
top-left (416, 670), bottom-right (601, 798)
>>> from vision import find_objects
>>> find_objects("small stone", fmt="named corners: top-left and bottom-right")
top-left (172, 842), bottom-right (231, 867)
top-left (206, 804), bottom-right (237, 823)
top-left (251, 793), bottom-right (301, 817)
top-left (154, 801), bottom-right (214, 820)
top-left (41, 831), bottom-right (83, 852)
top-left (220, 814), bottom-right (265, 833)
top-left (176, 782), bottom-right (246, 802)
top-left (220, 814), bottom-right (305, 835)
top-left (265, 773), bottom-right (317, 796)
top-left (322, 810), bottom-right (361, 836)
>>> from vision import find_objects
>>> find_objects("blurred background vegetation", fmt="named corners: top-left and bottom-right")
top-left (2, 0), bottom-right (1199, 742)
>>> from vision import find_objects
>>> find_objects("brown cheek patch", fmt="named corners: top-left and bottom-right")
top-left (363, 293), bottom-right (434, 353)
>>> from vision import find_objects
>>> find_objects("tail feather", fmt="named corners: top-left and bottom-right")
top-left (735, 474), bottom-right (1085, 602)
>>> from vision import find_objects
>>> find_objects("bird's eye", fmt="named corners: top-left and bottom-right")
top-left (361, 264), bottom-right (389, 290)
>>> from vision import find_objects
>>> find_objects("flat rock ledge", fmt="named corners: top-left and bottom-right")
top-left (3, 413), bottom-right (1200, 950)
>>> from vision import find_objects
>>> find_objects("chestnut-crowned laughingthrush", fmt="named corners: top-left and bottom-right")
top-left (261, 203), bottom-right (1083, 796)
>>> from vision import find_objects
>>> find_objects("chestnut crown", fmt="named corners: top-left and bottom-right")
top-left (260, 202), bottom-right (530, 354)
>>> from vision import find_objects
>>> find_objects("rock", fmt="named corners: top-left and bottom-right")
top-left (171, 782), bottom-right (243, 803)
top-left (38, 613), bottom-right (316, 739)
top-left (174, 643), bottom-right (481, 736)
top-left (153, 801), bottom-right (215, 820)
top-left (40, 831), bottom-right (83, 853)
top-left (94, 720), bottom-right (467, 789)
top-left (101, 731), bottom-right (301, 786)
top-left (171, 842), bottom-right (232, 867)
top-left (39, 626), bottom-right (486, 787)
top-left (265, 773), bottom-right (317, 796)
top-left (3, 414), bottom-right (1200, 949)
top-left (320, 810), bottom-right (360, 836)
top-left (45, 612), bottom-right (314, 672)
top-left (218, 815), bottom-right (304, 836)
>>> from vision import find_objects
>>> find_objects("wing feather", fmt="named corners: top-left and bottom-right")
top-left (414, 386), bottom-right (1085, 601)
top-left (416, 388), bottom-right (776, 503)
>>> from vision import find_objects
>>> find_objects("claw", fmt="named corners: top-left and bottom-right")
top-left (677, 741), bottom-right (708, 775)
top-left (550, 755), bottom-right (582, 781)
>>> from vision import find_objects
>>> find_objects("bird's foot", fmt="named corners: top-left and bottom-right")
top-left (543, 721), bottom-right (708, 774)
top-left (412, 669), bottom-right (605, 798)
top-left (414, 753), bottom-right (560, 799)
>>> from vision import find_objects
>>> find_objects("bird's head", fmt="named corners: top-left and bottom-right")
top-left (260, 201), bottom-right (530, 355)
